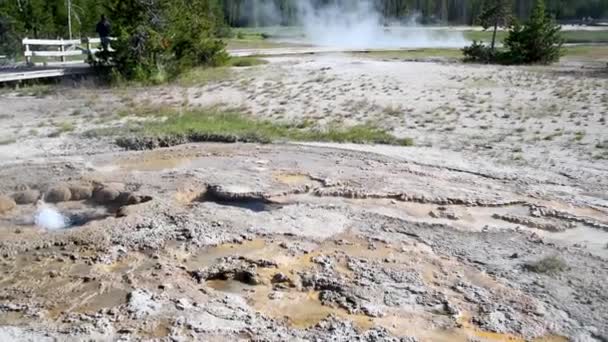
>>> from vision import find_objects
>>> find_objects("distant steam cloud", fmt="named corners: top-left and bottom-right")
top-left (295, 1), bottom-right (468, 49)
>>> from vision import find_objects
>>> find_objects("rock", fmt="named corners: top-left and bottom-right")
top-left (0, 196), bottom-right (17, 214)
top-left (175, 298), bottom-right (191, 311)
top-left (93, 186), bottom-right (120, 205)
top-left (362, 305), bottom-right (386, 318)
top-left (14, 184), bottom-right (30, 192)
top-left (44, 185), bottom-right (72, 203)
top-left (268, 291), bottom-right (284, 300)
top-left (443, 301), bottom-right (461, 316)
top-left (271, 272), bottom-right (290, 284)
top-left (158, 283), bottom-right (172, 291)
top-left (69, 185), bottom-right (93, 201)
top-left (445, 212), bottom-right (461, 220)
top-left (117, 192), bottom-right (149, 206)
top-left (236, 269), bottom-right (261, 285)
top-left (115, 206), bottom-right (133, 218)
top-left (127, 289), bottom-right (161, 318)
top-left (11, 190), bottom-right (40, 205)
top-left (125, 193), bottom-right (142, 205)
top-left (429, 208), bottom-right (460, 220)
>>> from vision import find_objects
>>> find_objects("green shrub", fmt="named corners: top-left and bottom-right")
top-left (462, 41), bottom-right (497, 63)
top-left (525, 255), bottom-right (567, 274)
top-left (503, 1), bottom-right (563, 65)
top-left (98, 0), bottom-right (229, 82)
top-left (463, 0), bottom-right (562, 65)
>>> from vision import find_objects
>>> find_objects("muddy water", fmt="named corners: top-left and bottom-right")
top-left (101, 145), bottom-right (243, 173)
top-left (273, 172), bottom-right (315, 186)
top-left (0, 247), bottom-right (155, 323)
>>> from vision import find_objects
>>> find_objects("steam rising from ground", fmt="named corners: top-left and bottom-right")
top-left (35, 202), bottom-right (70, 230)
top-left (247, 0), bottom-right (469, 49)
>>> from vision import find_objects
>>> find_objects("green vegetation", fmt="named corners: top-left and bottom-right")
top-left (95, 0), bottom-right (228, 82)
top-left (15, 84), bottom-right (55, 98)
top-left (57, 122), bottom-right (75, 133)
top-left (176, 67), bottom-right (233, 87)
top-left (225, 38), bottom-right (297, 50)
top-left (101, 107), bottom-right (413, 146)
top-left (476, 0), bottom-right (512, 51)
top-left (504, 0), bottom-right (564, 64)
top-left (0, 138), bottom-right (16, 145)
top-left (464, 0), bottom-right (563, 65)
top-left (562, 45), bottom-right (608, 61)
top-left (220, 0), bottom-right (608, 27)
top-left (463, 30), bottom-right (608, 45)
top-left (353, 48), bottom-right (464, 60)
top-left (347, 46), bottom-right (607, 62)
top-left (525, 255), bottom-right (568, 274)
top-left (228, 56), bottom-right (268, 67)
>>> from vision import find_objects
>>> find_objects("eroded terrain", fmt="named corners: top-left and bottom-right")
top-left (0, 55), bottom-right (607, 341)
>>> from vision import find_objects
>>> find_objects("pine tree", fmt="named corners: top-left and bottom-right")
top-left (504, 0), bottom-right (563, 64)
top-left (477, 0), bottom-right (512, 51)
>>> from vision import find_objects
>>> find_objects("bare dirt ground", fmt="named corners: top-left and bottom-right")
top-left (0, 54), bottom-right (607, 341)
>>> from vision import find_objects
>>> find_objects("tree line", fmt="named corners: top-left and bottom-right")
top-left (1, 0), bottom-right (607, 41)
top-left (223, 0), bottom-right (608, 26)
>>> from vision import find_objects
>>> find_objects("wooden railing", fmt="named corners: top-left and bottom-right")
top-left (22, 37), bottom-right (114, 66)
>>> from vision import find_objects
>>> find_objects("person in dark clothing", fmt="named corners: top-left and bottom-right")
top-left (96, 15), bottom-right (111, 51)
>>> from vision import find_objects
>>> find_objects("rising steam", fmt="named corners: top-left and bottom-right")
top-left (247, 0), bottom-right (469, 49)
top-left (299, 3), bottom-right (468, 49)
top-left (35, 201), bottom-right (70, 230)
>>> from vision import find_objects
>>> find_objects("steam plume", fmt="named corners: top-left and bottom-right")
top-left (296, 1), bottom-right (467, 48)
top-left (35, 201), bottom-right (70, 230)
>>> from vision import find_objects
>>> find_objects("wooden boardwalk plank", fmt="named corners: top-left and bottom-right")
top-left (0, 65), bottom-right (90, 83)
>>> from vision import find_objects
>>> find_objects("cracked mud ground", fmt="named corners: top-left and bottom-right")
top-left (0, 142), bottom-right (606, 341)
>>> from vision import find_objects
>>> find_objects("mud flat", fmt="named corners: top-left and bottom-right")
top-left (0, 142), bottom-right (606, 341)
top-left (0, 54), bottom-right (607, 341)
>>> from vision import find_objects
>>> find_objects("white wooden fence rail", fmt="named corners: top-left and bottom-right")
top-left (22, 37), bottom-right (114, 66)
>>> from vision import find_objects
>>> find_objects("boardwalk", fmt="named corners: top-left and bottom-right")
top-left (0, 63), bottom-right (90, 83)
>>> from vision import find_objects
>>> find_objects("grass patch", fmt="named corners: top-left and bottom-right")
top-left (15, 84), bottom-right (55, 98)
top-left (104, 107), bottom-right (413, 148)
top-left (563, 45), bottom-right (608, 61)
top-left (382, 104), bottom-right (403, 117)
top-left (228, 56), bottom-right (268, 67)
top-left (464, 29), bottom-right (608, 44)
top-left (353, 48), bottom-right (463, 60)
top-left (177, 67), bottom-right (233, 87)
top-left (49, 122), bottom-right (76, 137)
top-left (225, 38), bottom-right (299, 50)
top-left (57, 122), bottom-right (75, 133)
top-left (524, 255), bottom-right (567, 275)
top-left (543, 132), bottom-right (563, 141)
top-left (0, 138), bottom-right (16, 145)
top-left (593, 151), bottom-right (608, 160)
